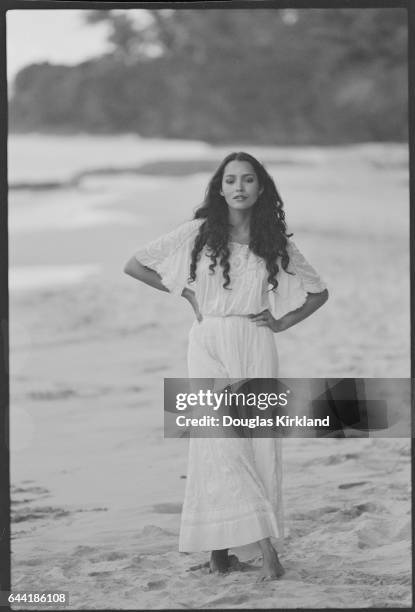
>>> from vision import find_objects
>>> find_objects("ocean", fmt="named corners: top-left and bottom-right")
top-left (8, 134), bottom-right (409, 292)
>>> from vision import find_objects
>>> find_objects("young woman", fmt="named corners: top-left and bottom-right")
top-left (124, 152), bottom-right (328, 580)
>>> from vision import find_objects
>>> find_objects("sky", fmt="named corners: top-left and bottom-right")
top-left (6, 10), bottom-right (112, 83)
top-left (6, 7), bottom-right (299, 84)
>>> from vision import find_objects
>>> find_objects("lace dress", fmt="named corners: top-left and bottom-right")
top-left (135, 218), bottom-right (327, 552)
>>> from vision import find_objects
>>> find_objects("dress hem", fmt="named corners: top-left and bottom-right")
top-left (179, 509), bottom-right (283, 553)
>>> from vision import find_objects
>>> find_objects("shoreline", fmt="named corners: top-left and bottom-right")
top-left (8, 137), bottom-right (408, 188)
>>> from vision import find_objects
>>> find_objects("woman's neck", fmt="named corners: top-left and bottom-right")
top-left (228, 209), bottom-right (252, 236)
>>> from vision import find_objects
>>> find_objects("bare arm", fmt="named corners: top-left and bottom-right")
top-left (124, 256), bottom-right (202, 320)
top-left (275, 289), bottom-right (328, 331)
top-left (124, 256), bottom-right (169, 291)
top-left (250, 289), bottom-right (329, 332)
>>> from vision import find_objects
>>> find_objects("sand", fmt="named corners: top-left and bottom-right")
top-left (9, 138), bottom-right (411, 608)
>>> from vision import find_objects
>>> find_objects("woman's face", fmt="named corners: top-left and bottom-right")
top-left (220, 160), bottom-right (262, 210)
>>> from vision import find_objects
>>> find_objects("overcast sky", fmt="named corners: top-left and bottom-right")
top-left (7, 10), bottom-right (111, 82)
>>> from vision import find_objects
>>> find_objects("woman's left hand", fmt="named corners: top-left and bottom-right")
top-left (249, 290), bottom-right (328, 333)
top-left (248, 309), bottom-right (285, 332)
top-left (182, 287), bottom-right (203, 322)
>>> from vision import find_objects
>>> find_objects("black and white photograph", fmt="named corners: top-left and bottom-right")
top-left (6, 3), bottom-right (412, 609)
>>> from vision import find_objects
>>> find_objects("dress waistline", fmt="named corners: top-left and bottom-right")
top-left (201, 314), bottom-right (251, 319)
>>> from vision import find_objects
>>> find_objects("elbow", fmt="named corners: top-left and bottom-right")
top-left (123, 257), bottom-right (137, 278)
top-left (321, 288), bottom-right (329, 304)
top-left (318, 288), bottom-right (329, 308)
top-left (308, 288), bottom-right (329, 306)
top-left (309, 288), bottom-right (328, 308)
top-left (124, 257), bottom-right (151, 281)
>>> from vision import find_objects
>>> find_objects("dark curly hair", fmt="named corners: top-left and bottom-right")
top-left (189, 151), bottom-right (293, 290)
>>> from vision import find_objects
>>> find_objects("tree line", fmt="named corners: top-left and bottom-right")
top-left (9, 8), bottom-right (408, 144)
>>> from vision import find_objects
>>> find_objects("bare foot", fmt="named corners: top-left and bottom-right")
top-left (228, 554), bottom-right (243, 571)
top-left (257, 556), bottom-right (285, 581)
top-left (210, 549), bottom-right (230, 573)
top-left (257, 539), bottom-right (285, 582)
top-left (187, 552), bottom-right (242, 574)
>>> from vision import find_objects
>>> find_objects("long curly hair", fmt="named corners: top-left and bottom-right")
top-left (189, 151), bottom-right (293, 290)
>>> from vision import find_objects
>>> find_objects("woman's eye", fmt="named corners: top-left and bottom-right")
top-left (225, 178), bottom-right (234, 184)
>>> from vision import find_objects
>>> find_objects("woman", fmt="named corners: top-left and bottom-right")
top-left (124, 152), bottom-right (328, 580)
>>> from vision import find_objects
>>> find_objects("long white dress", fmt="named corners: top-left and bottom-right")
top-left (135, 219), bottom-right (327, 553)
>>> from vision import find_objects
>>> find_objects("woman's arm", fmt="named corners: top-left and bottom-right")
top-left (124, 257), bottom-right (202, 320)
top-left (250, 289), bottom-right (329, 332)
top-left (275, 289), bottom-right (328, 331)
top-left (124, 257), bottom-right (169, 292)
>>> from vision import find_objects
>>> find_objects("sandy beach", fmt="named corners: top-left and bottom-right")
top-left (9, 137), bottom-right (411, 608)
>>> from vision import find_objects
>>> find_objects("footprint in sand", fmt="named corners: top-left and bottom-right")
top-left (341, 502), bottom-right (377, 519)
top-left (143, 579), bottom-right (167, 591)
top-left (338, 481), bottom-right (368, 489)
top-left (72, 547), bottom-right (127, 568)
top-left (74, 545), bottom-right (97, 556)
top-left (323, 453), bottom-right (359, 465)
top-left (123, 555), bottom-right (143, 569)
top-left (356, 516), bottom-right (404, 549)
top-left (204, 593), bottom-right (251, 606)
top-left (102, 551), bottom-right (128, 561)
top-left (290, 506), bottom-right (338, 521)
top-left (20, 558), bottom-right (43, 567)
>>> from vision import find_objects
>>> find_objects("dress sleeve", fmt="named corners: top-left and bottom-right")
top-left (134, 219), bottom-right (203, 296)
top-left (268, 239), bottom-right (327, 319)
top-left (286, 240), bottom-right (327, 294)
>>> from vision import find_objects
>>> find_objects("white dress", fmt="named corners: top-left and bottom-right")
top-left (135, 219), bottom-right (327, 553)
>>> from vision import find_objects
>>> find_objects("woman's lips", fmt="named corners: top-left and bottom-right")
top-left (233, 195), bottom-right (247, 200)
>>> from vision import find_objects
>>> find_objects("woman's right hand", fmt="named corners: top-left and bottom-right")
top-left (181, 288), bottom-right (203, 322)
